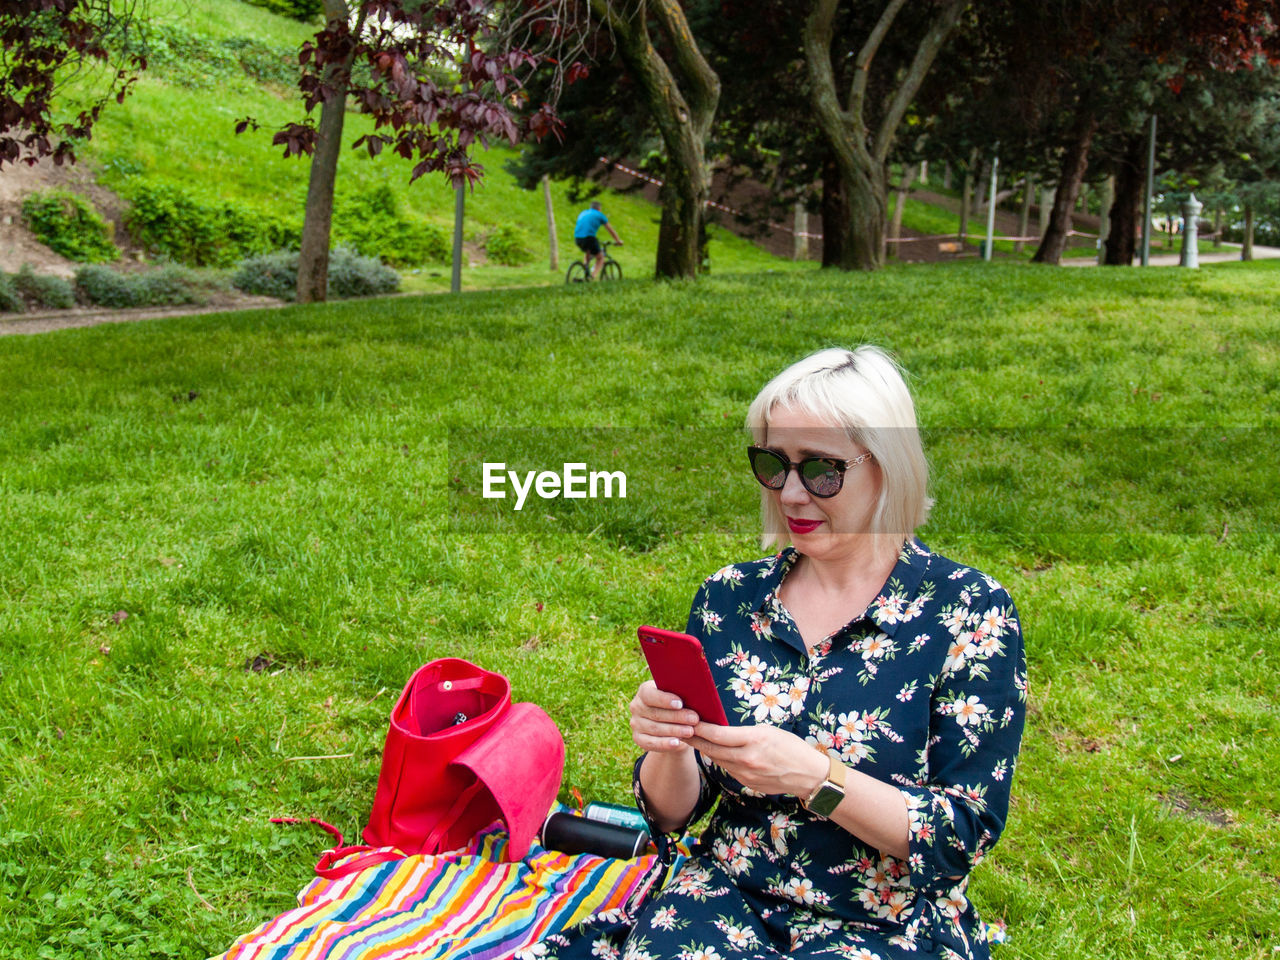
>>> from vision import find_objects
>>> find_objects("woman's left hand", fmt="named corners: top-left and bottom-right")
top-left (685, 722), bottom-right (829, 798)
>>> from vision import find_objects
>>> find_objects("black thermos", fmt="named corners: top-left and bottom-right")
top-left (540, 812), bottom-right (650, 859)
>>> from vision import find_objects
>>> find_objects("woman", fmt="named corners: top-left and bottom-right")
top-left (614, 346), bottom-right (1026, 960)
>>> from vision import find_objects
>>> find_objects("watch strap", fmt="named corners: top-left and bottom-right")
top-left (802, 755), bottom-right (847, 817)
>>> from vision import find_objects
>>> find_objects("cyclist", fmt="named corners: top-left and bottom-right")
top-left (574, 201), bottom-right (623, 279)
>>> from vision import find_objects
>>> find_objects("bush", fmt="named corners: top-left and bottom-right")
top-left (73, 264), bottom-right (214, 309)
top-left (122, 181), bottom-right (298, 268)
top-left (123, 24), bottom-right (300, 89)
top-left (75, 265), bottom-right (140, 308)
top-left (21, 190), bottom-right (120, 263)
top-left (233, 247), bottom-right (399, 301)
top-left (0, 274), bottom-right (24, 313)
top-left (485, 224), bottom-right (535, 266)
top-left (12, 265), bottom-right (76, 309)
top-left (239, 0), bottom-right (322, 21)
top-left (332, 186), bottom-right (450, 267)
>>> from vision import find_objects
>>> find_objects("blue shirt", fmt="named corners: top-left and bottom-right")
top-left (574, 209), bottom-right (608, 239)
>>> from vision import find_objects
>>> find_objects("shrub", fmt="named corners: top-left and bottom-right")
top-left (239, 0), bottom-right (322, 21)
top-left (123, 24), bottom-right (300, 89)
top-left (21, 190), bottom-right (120, 263)
top-left (122, 181), bottom-right (298, 268)
top-left (485, 224), bottom-right (535, 266)
top-left (0, 274), bottom-right (24, 313)
top-left (75, 265), bottom-right (140, 308)
top-left (74, 264), bottom-right (216, 309)
top-left (233, 247), bottom-right (399, 301)
top-left (12, 265), bottom-right (76, 309)
top-left (332, 186), bottom-right (450, 266)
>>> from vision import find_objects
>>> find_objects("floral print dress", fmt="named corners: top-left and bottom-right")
top-left (540, 539), bottom-right (1026, 960)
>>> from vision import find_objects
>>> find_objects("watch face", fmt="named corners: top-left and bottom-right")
top-left (808, 783), bottom-right (843, 818)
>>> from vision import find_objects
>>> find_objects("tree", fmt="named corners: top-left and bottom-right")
top-left (1, 0), bottom-right (147, 168)
top-left (581, 0), bottom-right (719, 279)
top-left (244, 0), bottom-right (562, 302)
top-left (803, 0), bottom-right (966, 271)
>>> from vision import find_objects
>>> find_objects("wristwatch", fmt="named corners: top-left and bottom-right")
top-left (802, 755), bottom-right (848, 818)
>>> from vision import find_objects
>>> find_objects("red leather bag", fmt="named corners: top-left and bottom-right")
top-left (362, 658), bottom-right (565, 862)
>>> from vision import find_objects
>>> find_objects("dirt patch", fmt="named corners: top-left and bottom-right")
top-left (0, 294), bottom-right (285, 337)
top-left (1159, 792), bottom-right (1236, 828)
top-left (0, 154), bottom-right (143, 277)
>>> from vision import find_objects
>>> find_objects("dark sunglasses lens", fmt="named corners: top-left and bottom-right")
top-left (749, 449), bottom-right (788, 489)
top-left (801, 459), bottom-right (844, 497)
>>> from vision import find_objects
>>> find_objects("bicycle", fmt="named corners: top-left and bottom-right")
top-left (565, 241), bottom-right (623, 283)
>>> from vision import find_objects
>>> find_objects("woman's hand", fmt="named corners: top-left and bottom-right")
top-left (685, 722), bottom-right (829, 798)
top-left (629, 680), bottom-right (701, 753)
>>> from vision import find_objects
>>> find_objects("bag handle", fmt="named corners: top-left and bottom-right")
top-left (271, 817), bottom-right (404, 880)
top-left (417, 777), bottom-right (491, 854)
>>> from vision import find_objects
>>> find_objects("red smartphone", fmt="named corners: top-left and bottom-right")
top-left (637, 626), bottom-right (729, 726)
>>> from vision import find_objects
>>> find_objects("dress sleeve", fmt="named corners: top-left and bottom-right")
top-left (898, 582), bottom-right (1027, 894)
top-left (629, 575), bottom-right (722, 860)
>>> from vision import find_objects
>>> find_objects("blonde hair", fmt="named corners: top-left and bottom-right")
top-left (745, 346), bottom-right (932, 550)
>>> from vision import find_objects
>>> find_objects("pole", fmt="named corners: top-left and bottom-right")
top-left (1179, 193), bottom-right (1202, 268)
top-left (793, 201), bottom-right (809, 261)
top-left (1141, 114), bottom-right (1156, 267)
top-left (451, 184), bottom-right (465, 294)
top-left (983, 155), bottom-right (999, 261)
top-left (542, 175), bottom-right (558, 271)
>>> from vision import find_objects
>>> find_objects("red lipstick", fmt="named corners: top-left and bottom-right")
top-left (787, 517), bottom-right (823, 534)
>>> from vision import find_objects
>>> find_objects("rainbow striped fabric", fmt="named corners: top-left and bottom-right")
top-left (214, 824), bottom-right (668, 960)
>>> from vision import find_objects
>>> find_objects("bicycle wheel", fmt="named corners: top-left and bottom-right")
top-left (565, 261), bottom-right (589, 284)
top-left (600, 259), bottom-right (622, 282)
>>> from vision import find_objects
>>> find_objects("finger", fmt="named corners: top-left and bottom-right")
top-left (630, 714), bottom-right (696, 741)
top-left (691, 721), bottom-right (750, 745)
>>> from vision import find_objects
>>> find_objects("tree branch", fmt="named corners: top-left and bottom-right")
top-left (648, 0), bottom-right (720, 121)
top-left (848, 0), bottom-right (909, 121)
top-left (872, 0), bottom-right (965, 164)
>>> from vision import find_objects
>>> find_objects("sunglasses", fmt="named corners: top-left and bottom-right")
top-left (747, 445), bottom-right (873, 499)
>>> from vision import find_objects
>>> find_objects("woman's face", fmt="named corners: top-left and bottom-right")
top-left (762, 405), bottom-right (881, 563)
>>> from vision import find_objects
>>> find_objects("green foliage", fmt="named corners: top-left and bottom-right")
top-left (11, 265), bottom-right (76, 309)
top-left (122, 180), bottom-right (299, 268)
top-left (332, 186), bottom-right (450, 267)
top-left (484, 224), bottom-right (535, 266)
top-left (73, 264), bottom-right (214, 308)
top-left (238, 0), bottom-right (322, 22)
top-left (232, 247), bottom-right (400, 301)
top-left (125, 23), bottom-right (301, 89)
top-left (0, 273), bottom-right (24, 313)
top-left (74, 265), bottom-right (139, 308)
top-left (21, 190), bottom-right (120, 263)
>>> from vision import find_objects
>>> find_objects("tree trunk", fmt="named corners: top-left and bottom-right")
top-left (1103, 136), bottom-right (1144, 265)
top-left (596, 0), bottom-right (719, 280)
top-left (1213, 206), bottom-right (1222, 249)
top-left (296, 0), bottom-right (354, 304)
top-left (1097, 174), bottom-right (1114, 263)
top-left (958, 164), bottom-right (971, 243)
top-left (943, 161), bottom-right (951, 190)
top-left (1243, 204), bottom-right (1255, 260)
top-left (820, 154), bottom-right (848, 267)
top-left (803, 0), bottom-right (964, 271)
top-left (1014, 175), bottom-right (1033, 253)
top-left (542, 174), bottom-right (558, 271)
top-left (887, 163), bottom-right (917, 258)
top-left (1032, 112), bottom-right (1097, 265)
top-left (972, 158), bottom-right (987, 217)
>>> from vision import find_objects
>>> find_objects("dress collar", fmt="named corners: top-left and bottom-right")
top-left (751, 538), bottom-right (934, 648)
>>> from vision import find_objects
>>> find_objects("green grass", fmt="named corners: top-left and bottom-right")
top-left (1, 261), bottom-right (1278, 957)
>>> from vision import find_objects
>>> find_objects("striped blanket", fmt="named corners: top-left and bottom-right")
top-left (214, 824), bottom-right (668, 960)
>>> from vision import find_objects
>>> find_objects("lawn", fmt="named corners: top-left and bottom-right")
top-left (1, 261), bottom-right (1278, 958)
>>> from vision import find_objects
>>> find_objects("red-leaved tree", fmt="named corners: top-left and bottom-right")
top-left (243, 0), bottom-right (563, 302)
top-left (1, 0), bottom-right (147, 169)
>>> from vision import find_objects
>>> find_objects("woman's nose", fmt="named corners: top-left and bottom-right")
top-left (778, 467), bottom-right (810, 504)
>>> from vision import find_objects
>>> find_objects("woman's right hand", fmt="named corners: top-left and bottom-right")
top-left (629, 680), bottom-right (701, 753)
